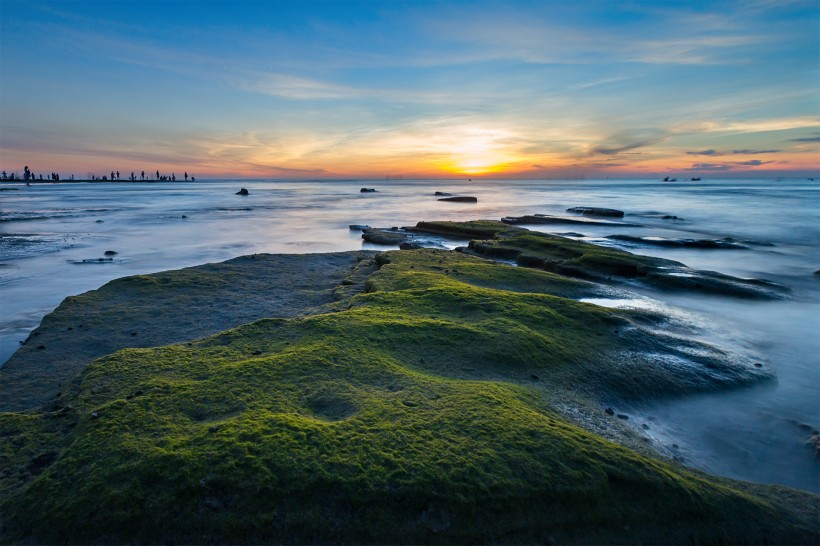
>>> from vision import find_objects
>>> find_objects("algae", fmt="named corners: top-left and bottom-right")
top-left (0, 247), bottom-right (816, 544)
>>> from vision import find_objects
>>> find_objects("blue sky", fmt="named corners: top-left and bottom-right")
top-left (1, 0), bottom-right (818, 178)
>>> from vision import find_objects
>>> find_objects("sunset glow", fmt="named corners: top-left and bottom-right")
top-left (1, 1), bottom-right (817, 179)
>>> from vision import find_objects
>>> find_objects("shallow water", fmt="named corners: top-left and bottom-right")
top-left (1, 178), bottom-right (818, 493)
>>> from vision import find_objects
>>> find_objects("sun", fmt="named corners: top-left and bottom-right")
top-left (438, 128), bottom-right (516, 175)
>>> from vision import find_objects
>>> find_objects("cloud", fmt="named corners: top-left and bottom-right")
top-left (589, 129), bottom-right (667, 156)
top-left (687, 148), bottom-right (781, 156)
top-left (686, 163), bottom-right (733, 171)
top-left (736, 159), bottom-right (773, 166)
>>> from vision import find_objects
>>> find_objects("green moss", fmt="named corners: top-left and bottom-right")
top-left (1, 249), bottom-right (815, 544)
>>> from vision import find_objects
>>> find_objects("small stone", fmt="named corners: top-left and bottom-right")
top-left (131, 332), bottom-right (137, 337)
top-left (672, 443), bottom-right (679, 449)
top-left (36, 344), bottom-right (46, 350)
top-left (104, 250), bottom-right (118, 256)
top-left (616, 414), bottom-right (629, 420)
top-left (530, 373), bottom-right (540, 381)
top-left (642, 423), bottom-right (650, 430)
top-left (95, 220), bottom-right (104, 223)
top-left (754, 362), bottom-right (763, 368)
top-left (181, 215), bottom-right (188, 219)
top-left (252, 350), bottom-right (262, 355)
top-left (605, 407), bottom-right (615, 416)
top-left (236, 188), bottom-right (249, 195)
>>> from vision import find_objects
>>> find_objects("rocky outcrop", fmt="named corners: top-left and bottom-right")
top-left (235, 188), bottom-right (249, 195)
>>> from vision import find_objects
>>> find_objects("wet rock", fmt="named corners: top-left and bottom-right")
top-left (642, 423), bottom-right (650, 430)
top-left (662, 215), bottom-right (682, 220)
top-left (90, 412), bottom-right (99, 420)
top-left (349, 224), bottom-right (370, 231)
top-left (607, 234), bottom-right (749, 250)
top-left (502, 214), bottom-right (640, 227)
top-left (438, 196), bottom-right (477, 203)
top-left (235, 188), bottom-right (249, 195)
top-left (181, 215), bottom-right (188, 219)
top-left (95, 220), bottom-right (104, 223)
top-left (399, 242), bottom-right (423, 250)
top-left (566, 207), bottom-right (624, 218)
top-left (362, 228), bottom-right (409, 245)
top-left (104, 250), bottom-right (118, 256)
top-left (605, 407), bottom-right (615, 416)
top-left (530, 373), bottom-right (540, 381)
top-left (360, 188), bottom-right (377, 193)
top-left (36, 345), bottom-right (45, 350)
top-left (434, 191), bottom-right (452, 196)
top-left (617, 414), bottom-right (629, 420)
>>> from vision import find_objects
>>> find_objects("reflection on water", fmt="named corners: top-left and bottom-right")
top-left (0, 178), bottom-right (818, 493)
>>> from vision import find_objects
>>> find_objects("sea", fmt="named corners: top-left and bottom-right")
top-left (1, 178), bottom-right (818, 494)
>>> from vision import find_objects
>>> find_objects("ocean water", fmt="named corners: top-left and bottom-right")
top-left (1, 178), bottom-right (818, 493)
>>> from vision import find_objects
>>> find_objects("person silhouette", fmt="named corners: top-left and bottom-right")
top-left (116, 171), bottom-right (120, 180)
top-left (156, 170), bottom-right (160, 180)
top-left (184, 171), bottom-right (188, 181)
top-left (141, 170), bottom-right (145, 181)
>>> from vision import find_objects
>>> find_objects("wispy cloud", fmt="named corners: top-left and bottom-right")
top-left (589, 129), bottom-right (667, 156)
top-left (686, 148), bottom-right (781, 156)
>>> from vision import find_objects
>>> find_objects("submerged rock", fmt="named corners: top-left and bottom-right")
top-left (361, 228), bottom-right (409, 245)
top-left (606, 234), bottom-right (750, 250)
top-left (502, 214), bottom-right (641, 227)
top-left (438, 196), bottom-right (478, 203)
top-left (566, 207), bottom-right (625, 218)
top-left (360, 188), bottom-right (377, 193)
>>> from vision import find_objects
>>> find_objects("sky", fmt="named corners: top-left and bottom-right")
top-left (0, 0), bottom-right (818, 179)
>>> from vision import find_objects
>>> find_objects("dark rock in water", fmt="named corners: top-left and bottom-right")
top-left (95, 220), bottom-right (104, 223)
top-left (236, 188), bottom-right (249, 195)
top-left (557, 232), bottom-right (585, 237)
top-left (617, 414), bottom-right (629, 420)
top-left (662, 215), bottom-right (682, 220)
top-left (814, 269), bottom-right (820, 275)
top-left (362, 228), bottom-right (409, 245)
top-left (399, 242), bottom-right (423, 250)
top-left (71, 258), bottom-right (114, 264)
top-left (360, 188), bottom-right (377, 193)
top-left (181, 215), bottom-right (188, 219)
top-left (566, 207), bottom-right (624, 218)
top-left (530, 373), bottom-right (540, 381)
top-left (607, 234), bottom-right (749, 250)
top-left (502, 215), bottom-right (640, 227)
top-left (605, 407), bottom-right (615, 416)
top-left (438, 196), bottom-right (477, 203)
top-left (434, 191), bottom-right (452, 196)
top-left (349, 224), bottom-right (371, 231)
top-left (104, 250), bottom-right (118, 256)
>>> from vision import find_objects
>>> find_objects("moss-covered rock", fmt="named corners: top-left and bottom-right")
top-left (457, 224), bottom-right (789, 299)
top-left (1, 248), bottom-right (815, 544)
